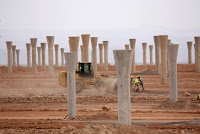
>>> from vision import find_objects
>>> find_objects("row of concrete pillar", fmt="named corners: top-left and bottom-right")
top-left (7, 37), bottom-right (65, 74)
top-left (7, 35), bottom-right (110, 74)
top-left (6, 41), bottom-right (20, 72)
top-left (125, 35), bottom-right (196, 88)
top-left (154, 36), bottom-right (200, 84)
top-left (125, 39), bottom-right (154, 74)
top-left (26, 42), bottom-right (65, 70)
top-left (7, 36), bottom-right (200, 74)
top-left (26, 41), bottom-right (64, 75)
top-left (69, 35), bottom-right (109, 73)
top-left (29, 37), bottom-right (66, 75)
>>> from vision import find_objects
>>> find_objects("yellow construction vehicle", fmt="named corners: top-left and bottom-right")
top-left (59, 62), bottom-right (111, 93)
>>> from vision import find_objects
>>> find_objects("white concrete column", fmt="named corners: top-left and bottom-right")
top-left (98, 43), bottom-right (103, 65)
top-left (60, 48), bottom-right (64, 66)
top-left (26, 43), bottom-right (31, 68)
top-left (113, 49), bottom-right (133, 125)
top-left (149, 45), bottom-right (153, 65)
top-left (159, 35), bottom-right (168, 84)
top-left (41, 43), bottom-right (46, 70)
top-left (91, 37), bottom-right (98, 74)
top-left (125, 44), bottom-right (129, 49)
top-left (187, 42), bottom-right (192, 65)
top-left (69, 36), bottom-right (80, 70)
top-left (37, 47), bottom-right (41, 66)
top-left (80, 45), bottom-right (83, 62)
top-left (167, 44), bottom-right (179, 102)
top-left (194, 44), bottom-right (198, 71)
top-left (167, 39), bottom-right (171, 44)
top-left (103, 41), bottom-right (109, 71)
top-left (64, 52), bottom-right (77, 119)
top-left (154, 36), bottom-right (160, 74)
top-left (46, 36), bottom-right (54, 75)
top-left (12, 45), bottom-right (16, 67)
top-left (16, 49), bottom-right (20, 66)
top-left (194, 37), bottom-right (200, 72)
top-left (54, 44), bottom-right (59, 67)
top-left (30, 38), bottom-right (37, 73)
top-left (142, 43), bottom-right (147, 66)
top-left (6, 41), bottom-right (12, 72)
top-left (129, 39), bottom-right (136, 73)
top-left (81, 34), bottom-right (90, 62)
top-left (69, 40), bottom-right (71, 52)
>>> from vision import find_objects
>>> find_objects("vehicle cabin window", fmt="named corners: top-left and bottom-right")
top-left (79, 63), bottom-right (91, 74)
top-left (84, 64), bottom-right (89, 73)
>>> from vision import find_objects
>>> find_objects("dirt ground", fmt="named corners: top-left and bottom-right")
top-left (0, 64), bottom-right (200, 134)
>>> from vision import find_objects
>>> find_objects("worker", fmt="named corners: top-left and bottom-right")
top-left (137, 75), bottom-right (144, 90)
top-left (197, 94), bottom-right (200, 101)
top-left (130, 75), bottom-right (133, 82)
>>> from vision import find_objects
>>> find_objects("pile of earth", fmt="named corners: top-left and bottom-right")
top-left (155, 100), bottom-right (200, 110)
top-left (133, 69), bottom-right (158, 75)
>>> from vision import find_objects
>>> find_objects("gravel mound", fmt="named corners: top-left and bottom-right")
top-left (133, 69), bottom-right (158, 75)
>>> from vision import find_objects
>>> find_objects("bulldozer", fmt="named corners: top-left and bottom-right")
top-left (59, 62), bottom-right (112, 93)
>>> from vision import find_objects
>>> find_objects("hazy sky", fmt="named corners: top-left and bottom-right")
top-left (0, 0), bottom-right (200, 65)
top-left (1, 0), bottom-right (200, 30)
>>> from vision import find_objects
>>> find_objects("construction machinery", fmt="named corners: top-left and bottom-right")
top-left (59, 62), bottom-right (111, 93)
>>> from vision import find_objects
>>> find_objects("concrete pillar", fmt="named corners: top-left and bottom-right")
top-left (142, 43), bottom-right (147, 66)
top-left (194, 44), bottom-right (198, 71)
top-left (113, 49), bottom-right (133, 125)
top-left (6, 41), bottom-right (12, 72)
top-left (91, 37), bottom-right (98, 74)
top-left (149, 45), bottom-right (153, 65)
top-left (154, 36), bottom-right (160, 74)
top-left (41, 43), bottom-right (46, 70)
top-left (98, 43), bottom-right (103, 65)
top-left (129, 39), bottom-right (136, 73)
top-left (12, 45), bottom-right (16, 67)
top-left (64, 52), bottom-right (77, 119)
top-left (159, 35), bottom-right (168, 84)
top-left (46, 36), bottom-right (54, 75)
top-left (81, 34), bottom-right (90, 62)
top-left (80, 45), bottom-right (83, 62)
top-left (69, 36), bottom-right (80, 70)
top-left (90, 51), bottom-right (92, 62)
top-left (167, 39), bottom-right (171, 44)
top-left (167, 41), bottom-right (170, 72)
top-left (194, 37), bottom-right (200, 72)
top-left (187, 42), bottom-right (192, 65)
top-left (37, 47), bottom-right (41, 66)
top-left (16, 49), bottom-right (20, 66)
top-left (125, 44), bottom-right (129, 49)
top-left (54, 44), bottom-right (59, 67)
top-left (167, 44), bottom-right (179, 102)
top-left (30, 38), bottom-right (37, 73)
top-left (26, 43), bottom-right (31, 68)
top-left (103, 41), bottom-right (109, 71)
top-left (60, 48), bottom-right (64, 66)
top-left (69, 40), bottom-right (71, 52)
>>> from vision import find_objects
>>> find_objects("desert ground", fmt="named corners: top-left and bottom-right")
top-left (0, 64), bottom-right (200, 134)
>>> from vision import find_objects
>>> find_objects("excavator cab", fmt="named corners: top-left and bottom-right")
top-left (78, 62), bottom-right (94, 78)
